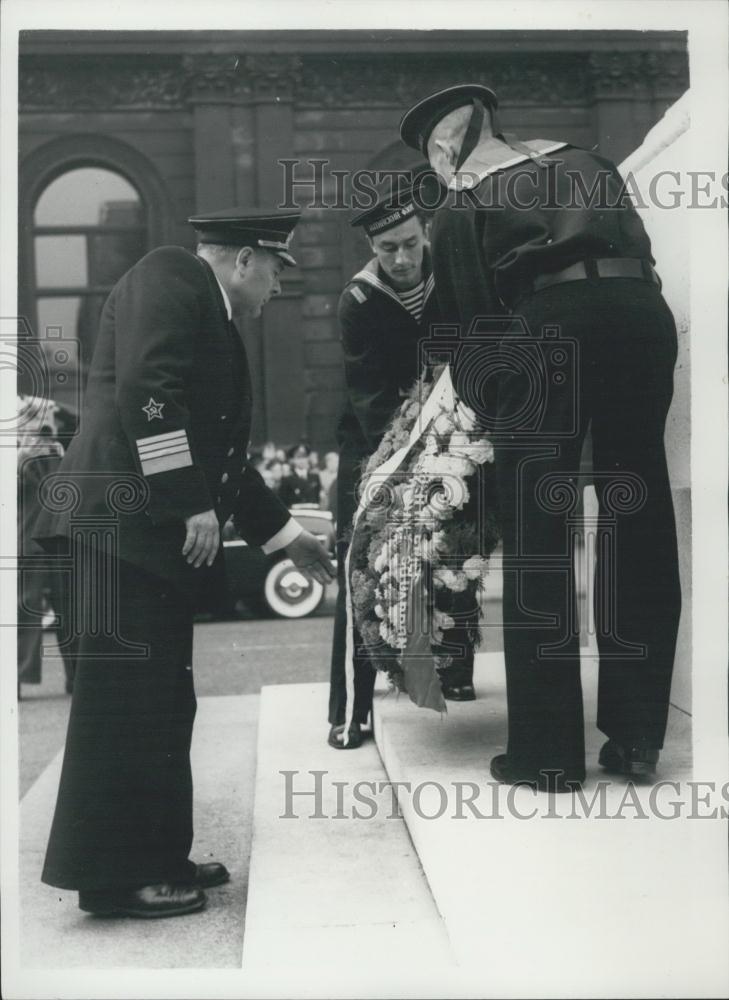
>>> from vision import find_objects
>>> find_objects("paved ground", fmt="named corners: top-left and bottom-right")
top-left (18, 585), bottom-right (503, 797)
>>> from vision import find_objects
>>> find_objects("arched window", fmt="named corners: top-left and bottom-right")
top-left (31, 166), bottom-right (148, 376)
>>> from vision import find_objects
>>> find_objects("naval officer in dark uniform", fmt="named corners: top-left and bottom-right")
top-left (328, 184), bottom-right (479, 750)
top-left (35, 208), bottom-right (334, 918)
top-left (400, 85), bottom-right (681, 790)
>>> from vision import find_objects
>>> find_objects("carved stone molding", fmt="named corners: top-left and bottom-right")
top-left (588, 50), bottom-right (688, 100)
top-left (297, 53), bottom-right (589, 107)
top-left (588, 51), bottom-right (649, 99)
top-left (181, 53), bottom-right (242, 102)
top-left (20, 57), bottom-right (187, 110)
top-left (19, 48), bottom-right (688, 113)
top-left (640, 49), bottom-right (691, 99)
top-left (243, 54), bottom-right (303, 101)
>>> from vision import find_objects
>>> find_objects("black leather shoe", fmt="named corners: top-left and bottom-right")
top-left (442, 682), bottom-right (476, 702)
top-left (192, 862), bottom-right (230, 888)
top-left (490, 754), bottom-right (584, 793)
top-left (598, 739), bottom-right (659, 778)
top-left (328, 722), bottom-right (363, 749)
top-left (79, 883), bottom-right (206, 918)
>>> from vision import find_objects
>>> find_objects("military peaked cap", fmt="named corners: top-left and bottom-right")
top-left (188, 207), bottom-right (300, 266)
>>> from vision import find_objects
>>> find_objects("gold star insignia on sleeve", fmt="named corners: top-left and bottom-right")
top-left (142, 397), bottom-right (165, 421)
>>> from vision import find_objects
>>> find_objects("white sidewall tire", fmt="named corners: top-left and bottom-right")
top-left (263, 558), bottom-right (324, 618)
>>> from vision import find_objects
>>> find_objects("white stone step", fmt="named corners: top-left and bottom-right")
top-left (373, 651), bottom-right (727, 996)
top-left (18, 694), bottom-right (258, 968)
top-left (242, 682), bottom-right (454, 972)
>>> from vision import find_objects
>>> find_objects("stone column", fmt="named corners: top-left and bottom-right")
top-left (240, 55), bottom-right (306, 448)
top-left (588, 51), bottom-right (655, 163)
top-left (183, 55), bottom-right (239, 213)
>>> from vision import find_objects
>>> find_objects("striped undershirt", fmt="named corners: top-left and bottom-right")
top-left (396, 279), bottom-right (425, 321)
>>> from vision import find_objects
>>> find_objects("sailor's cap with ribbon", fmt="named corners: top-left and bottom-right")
top-left (350, 180), bottom-right (423, 238)
top-left (399, 84), bottom-right (499, 157)
top-left (399, 83), bottom-right (556, 173)
top-left (188, 207), bottom-right (300, 267)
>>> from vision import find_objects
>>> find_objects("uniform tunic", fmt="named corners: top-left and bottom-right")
top-left (329, 251), bottom-right (477, 725)
top-left (37, 246), bottom-right (296, 891)
top-left (34, 246), bottom-right (294, 608)
top-left (431, 138), bottom-right (681, 772)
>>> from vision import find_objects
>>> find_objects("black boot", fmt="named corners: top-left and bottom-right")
top-left (490, 754), bottom-right (584, 793)
top-left (598, 739), bottom-right (659, 779)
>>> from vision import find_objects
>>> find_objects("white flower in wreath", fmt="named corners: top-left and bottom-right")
top-left (463, 555), bottom-right (490, 580)
top-left (433, 411), bottom-right (455, 436)
top-left (374, 546), bottom-right (389, 574)
top-left (402, 485), bottom-right (417, 510)
top-left (422, 433), bottom-right (439, 458)
top-left (374, 603), bottom-right (385, 620)
top-left (433, 567), bottom-right (470, 592)
top-left (427, 452), bottom-right (475, 481)
top-left (448, 432), bottom-right (494, 466)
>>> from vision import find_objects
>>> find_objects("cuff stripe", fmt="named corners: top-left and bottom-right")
top-left (138, 442), bottom-right (190, 460)
top-left (136, 428), bottom-right (193, 476)
top-left (137, 429), bottom-right (188, 450)
top-left (140, 452), bottom-right (194, 476)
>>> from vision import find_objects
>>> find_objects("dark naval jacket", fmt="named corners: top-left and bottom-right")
top-left (336, 249), bottom-right (440, 463)
top-left (431, 137), bottom-right (655, 325)
top-left (33, 245), bottom-right (291, 608)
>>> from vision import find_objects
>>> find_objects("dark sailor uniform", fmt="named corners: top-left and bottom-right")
top-left (402, 90), bottom-right (681, 777)
top-left (36, 221), bottom-right (299, 891)
top-left (329, 247), bottom-right (479, 726)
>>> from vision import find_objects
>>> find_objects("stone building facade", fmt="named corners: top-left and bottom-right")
top-left (18, 30), bottom-right (689, 450)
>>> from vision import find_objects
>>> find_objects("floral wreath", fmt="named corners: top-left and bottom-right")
top-left (347, 367), bottom-right (501, 711)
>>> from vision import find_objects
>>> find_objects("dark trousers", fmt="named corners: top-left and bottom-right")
top-left (492, 279), bottom-right (681, 773)
top-left (328, 445), bottom-right (377, 726)
top-left (42, 555), bottom-right (197, 891)
top-left (329, 540), bottom-right (378, 726)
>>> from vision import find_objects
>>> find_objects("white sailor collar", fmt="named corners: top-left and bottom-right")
top-left (449, 137), bottom-right (568, 191)
top-left (350, 254), bottom-right (435, 313)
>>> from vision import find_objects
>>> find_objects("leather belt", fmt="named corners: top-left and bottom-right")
top-left (532, 258), bottom-right (660, 293)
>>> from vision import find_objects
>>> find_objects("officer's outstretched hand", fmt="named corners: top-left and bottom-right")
top-left (183, 509), bottom-right (220, 568)
top-left (286, 530), bottom-right (336, 586)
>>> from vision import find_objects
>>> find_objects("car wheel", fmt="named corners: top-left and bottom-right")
top-left (262, 558), bottom-right (325, 619)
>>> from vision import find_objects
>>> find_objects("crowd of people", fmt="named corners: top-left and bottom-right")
top-left (250, 440), bottom-right (338, 512)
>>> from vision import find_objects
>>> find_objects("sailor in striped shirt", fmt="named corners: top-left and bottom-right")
top-left (328, 181), bottom-right (479, 751)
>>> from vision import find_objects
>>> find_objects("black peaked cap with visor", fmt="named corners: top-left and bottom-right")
top-left (188, 207), bottom-right (300, 267)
